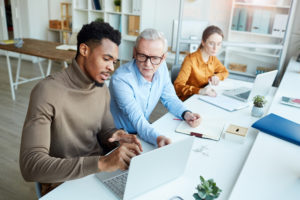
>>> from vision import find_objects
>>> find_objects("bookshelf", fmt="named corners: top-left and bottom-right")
top-left (225, 0), bottom-right (297, 81)
top-left (72, 0), bottom-right (155, 63)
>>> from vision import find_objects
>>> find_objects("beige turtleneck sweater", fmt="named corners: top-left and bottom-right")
top-left (19, 59), bottom-right (118, 183)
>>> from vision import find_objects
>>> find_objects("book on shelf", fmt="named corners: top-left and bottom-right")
top-left (128, 16), bottom-right (140, 36)
top-left (251, 9), bottom-right (271, 34)
top-left (281, 96), bottom-right (300, 108)
top-left (92, 0), bottom-right (102, 10)
top-left (175, 119), bottom-right (224, 141)
top-left (231, 8), bottom-right (240, 30)
top-left (251, 10), bottom-right (261, 33)
top-left (237, 8), bottom-right (247, 31)
top-left (260, 11), bottom-right (271, 34)
top-left (272, 14), bottom-right (288, 37)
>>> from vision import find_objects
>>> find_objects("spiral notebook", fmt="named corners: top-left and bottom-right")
top-left (175, 119), bottom-right (224, 141)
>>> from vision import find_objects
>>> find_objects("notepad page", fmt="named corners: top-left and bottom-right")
top-left (175, 120), bottom-right (224, 141)
top-left (199, 95), bottom-right (249, 111)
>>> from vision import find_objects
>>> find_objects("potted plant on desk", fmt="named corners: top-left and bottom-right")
top-left (193, 176), bottom-right (222, 200)
top-left (251, 95), bottom-right (267, 118)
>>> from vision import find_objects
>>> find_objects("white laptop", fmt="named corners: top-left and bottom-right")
top-left (96, 137), bottom-right (194, 200)
top-left (223, 70), bottom-right (278, 102)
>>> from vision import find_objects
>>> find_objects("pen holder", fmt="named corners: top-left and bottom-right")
top-left (224, 124), bottom-right (248, 144)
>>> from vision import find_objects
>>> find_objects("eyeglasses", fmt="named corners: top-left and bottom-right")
top-left (136, 52), bottom-right (164, 65)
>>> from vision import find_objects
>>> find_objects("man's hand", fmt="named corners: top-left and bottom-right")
top-left (156, 135), bottom-right (171, 148)
top-left (98, 143), bottom-right (141, 172)
top-left (109, 129), bottom-right (143, 152)
top-left (183, 112), bottom-right (201, 128)
top-left (209, 75), bottom-right (220, 86)
top-left (199, 87), bottom-right (217, 97)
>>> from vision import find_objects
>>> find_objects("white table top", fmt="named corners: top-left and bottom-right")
top-left (40, 78), bottom-right (276, 200)
top-left (228, 58), bottom-right (300, 200)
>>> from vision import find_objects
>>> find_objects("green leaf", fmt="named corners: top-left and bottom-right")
top-left (198, 191), bottom-right (206, 199)
top-left (193, 193), bottom-right (202, 200)
top-left (200, 176), bottom-right (205, 183)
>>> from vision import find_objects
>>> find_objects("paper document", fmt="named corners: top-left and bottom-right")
top-left (175, 119), bottom-right (224, 141)
top-left (56, 44), bottom-right (77, 51)
top-left (198, 95), bottom-right (249, 112)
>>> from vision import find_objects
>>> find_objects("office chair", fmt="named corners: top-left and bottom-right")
top-left (171, 64), bottom-right (181, 83)
top-left (35, 182), bottom-right (42, 198)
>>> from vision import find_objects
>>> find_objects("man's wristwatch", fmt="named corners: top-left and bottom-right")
top-left (181, 110), bottom-right (192, 120)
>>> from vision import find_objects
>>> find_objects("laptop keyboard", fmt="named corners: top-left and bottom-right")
top-left (237, 91), bottom-right (251, 99)
top-left (103, 172), bottom-right (128, 199)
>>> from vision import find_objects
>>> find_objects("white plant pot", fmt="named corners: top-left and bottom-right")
top-left (251, 106), bottom-right (264, 117)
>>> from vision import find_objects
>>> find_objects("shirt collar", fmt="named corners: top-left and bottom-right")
top-left (197, 49), bottom-right (213, 65)
top-left (65, 58), bottom-right (96, 90)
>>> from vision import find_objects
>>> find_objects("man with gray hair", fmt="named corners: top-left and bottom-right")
top-left (109, 28), bottom-right (201, 147)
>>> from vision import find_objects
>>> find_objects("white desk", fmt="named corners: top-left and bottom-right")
top-left (40, 78), bottom-right (275, 200)
top-left (229, 58), bottom-right (300, 200)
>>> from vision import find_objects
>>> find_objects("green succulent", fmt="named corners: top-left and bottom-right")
top-left (253, 95), bottom-right (267, 107)
top-left (193, 176), bottom-right (222, 200)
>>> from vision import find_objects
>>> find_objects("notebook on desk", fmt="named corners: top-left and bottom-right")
top-left (175, 119), bottom-right (224, 141)
top-left (96, 137), bottom-right (194, 200)
top-left (223, 70), bottom-right (278, 102)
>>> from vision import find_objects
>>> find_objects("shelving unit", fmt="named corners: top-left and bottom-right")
top-left (72, 0), bottom-right (155, 63)
top-left (48, 28), bottom-right (72, 44)
top-left (225, 0), bottom-right (297, 81)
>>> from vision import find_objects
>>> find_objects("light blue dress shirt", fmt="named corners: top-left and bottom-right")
top-left (109, 60), bottom-right (187, 145)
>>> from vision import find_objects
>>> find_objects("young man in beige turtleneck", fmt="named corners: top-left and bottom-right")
top-left (19, 22), bottom-right (142, 196)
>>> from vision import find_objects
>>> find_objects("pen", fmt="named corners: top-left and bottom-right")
top-left (173, 118), bottom-right (183, 121)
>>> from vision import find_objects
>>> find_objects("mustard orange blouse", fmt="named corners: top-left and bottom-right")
top-left (174, 49), bottom-right (229, 101)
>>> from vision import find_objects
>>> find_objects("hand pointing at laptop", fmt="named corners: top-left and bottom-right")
top-left (98, 130), bottom-right (143, 172)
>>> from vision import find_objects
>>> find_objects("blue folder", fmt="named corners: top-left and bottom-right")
top-left (252, 113), bottom-right (300, 146)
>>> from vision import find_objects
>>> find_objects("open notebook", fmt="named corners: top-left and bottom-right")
top-left (175, 119), bottom-right (225, 141)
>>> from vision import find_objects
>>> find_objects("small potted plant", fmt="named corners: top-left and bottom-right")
top-left (193, 176), bottom-right (222, 200)
top-left (114, 0), bottom-right (121, 12)
top-left (251, 95), bottom-right (267, 117)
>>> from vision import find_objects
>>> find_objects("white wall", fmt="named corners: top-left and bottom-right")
top-left (152, 0), bottom-right (232, 47)
top-left (27, 0), bottom-right (48, 40)
top-left (48, 0), bottom-right (72, 20)
top-left (152, 0), bottom-right (180, 46)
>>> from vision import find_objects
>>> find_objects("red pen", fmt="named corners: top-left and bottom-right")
top-left (173, 118), bottom-right (183, 121)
